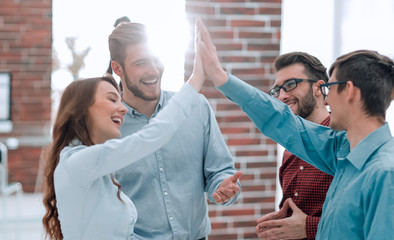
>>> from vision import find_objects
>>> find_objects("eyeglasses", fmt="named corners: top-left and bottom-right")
top-left (269, 78), bottom-right (318, 98)
top-left (320, 81), bottom-right (347, 98)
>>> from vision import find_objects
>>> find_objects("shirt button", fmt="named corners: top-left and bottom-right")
top-left (164, 192), bottom-right (168, 196)
top-left (169, 217), bottom-right (173, 221)
top-left (159, 168), bottom-right (164, 172)
top-left (300, 166), bottom-right (304, 170)
top-left (294, 192), bottom-right (298, 197)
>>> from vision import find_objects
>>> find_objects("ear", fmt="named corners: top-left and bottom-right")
top-left (345, 80), bottom-right (359, 102)
top-left (314, 80), bottom-right (325, 98)
top-left (111, 61), bottom-right (124, 78)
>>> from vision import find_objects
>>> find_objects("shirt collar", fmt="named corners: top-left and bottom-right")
top-left (122, 90), bottom-right (164, 117)
top-left (346, 123), bottom-right (392, 170)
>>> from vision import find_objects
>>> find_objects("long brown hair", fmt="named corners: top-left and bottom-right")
top-left (42, 77), bottom-right (123, 239)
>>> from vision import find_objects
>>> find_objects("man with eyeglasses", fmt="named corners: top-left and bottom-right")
top-left (256, 52), bottom-right (333, 240)
top-left (196, 18), bottom-right (394, 239)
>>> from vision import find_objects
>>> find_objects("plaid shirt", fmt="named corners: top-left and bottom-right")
top-left (279, 116), bottom-right (333, 240)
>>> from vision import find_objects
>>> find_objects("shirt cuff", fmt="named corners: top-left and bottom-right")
top-left (306, 215), bottom-right (320, 239)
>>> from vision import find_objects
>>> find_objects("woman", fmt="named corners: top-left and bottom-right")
top-left (42, 61), bottom-right (204, 238)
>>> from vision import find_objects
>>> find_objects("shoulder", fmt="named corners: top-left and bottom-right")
top-left (59, 144), bottom-right (88, 162)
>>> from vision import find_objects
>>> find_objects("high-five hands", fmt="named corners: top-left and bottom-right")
top-left (195, 17), bottom-right (229, 87)
top-left (255, 198), bottom-right (307, 239)
top-left (213, 171), bottom-right (242, 204)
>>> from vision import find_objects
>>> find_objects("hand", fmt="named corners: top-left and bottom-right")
top-left (255, 198), bottom-right (307, 240)
top-left (213, 171), bottom-right (242, 204)
top-left (195, 17), bottom-right (228, 87)
top-left (187, 19), bottom-right (206, 92)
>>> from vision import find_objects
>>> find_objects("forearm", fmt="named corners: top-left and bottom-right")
top-left (217, 74), bottom-right (345, 175)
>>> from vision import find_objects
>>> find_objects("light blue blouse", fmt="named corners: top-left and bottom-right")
top-left (54, 83), bottom-right (199, 240)
top-left (115, 84), bottom-right (239, 239)
top-left (218, 74), bottom-right (394, 240)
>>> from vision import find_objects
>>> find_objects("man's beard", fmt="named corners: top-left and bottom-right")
top-left (297, 86), bottom-right (316, 119)
top-left (124, 72), bottom-right (160, 101)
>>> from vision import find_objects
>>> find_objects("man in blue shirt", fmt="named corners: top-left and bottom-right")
top-left (196, 18), bottom-right (394, 239)
top-left (108, 22), bottom-right (242, 239)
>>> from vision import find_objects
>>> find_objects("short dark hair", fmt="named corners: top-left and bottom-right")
top-left (274, 51), bottom-right (329, 83)
top-left (329, 50), bottom-right (394, 118)
top-left (114, 16), bottom-right (130, 28)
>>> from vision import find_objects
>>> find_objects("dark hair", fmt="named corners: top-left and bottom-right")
top-left (106, 16), bottom-right (131, 76)
top-left (108, 22), bottom-right (148, 69)
top-left (42, 77), bottom-right (123, 240)
top-left (114, 16), bottom-right (131, 28)
top-left (329, 50), bottom-right (394, 118)
top-left (274, 52), bottom-right (329, 83)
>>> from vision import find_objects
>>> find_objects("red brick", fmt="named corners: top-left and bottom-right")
top-left (247, 43), bottom-right (280, 51)
top-left (232, 67), bottom-right (266, 76)
top-left (222, 208), bottom-right (255, 216)
top-left (243, 196), bottom-right (275, 204)
top-left (231, 20), bottom-right (266, 27)
top-left (247, 161), bottom-right (277, 168)
top-left (220, 56), bottom-right (257, 63)
top-left (220, 126), bottom-right (251, 134)
top-left (216, 115), bottom-right (252, 123)
top-left (221, 7), bottom-right (255, 15)
top-left (259, 7), bottom-right (282, 15)
top-left (215, 42), bottom-right (243, 51)
top-left (210, 30), bottom-right (234, 39)
top-left (239, 31), bottom-right (273, 39)
top-left (236, 150), bottom-right (268, 156)
top-left (211, 221), bottom-right (229, 229)
top-left (227, 138), bottom-right (261, 146)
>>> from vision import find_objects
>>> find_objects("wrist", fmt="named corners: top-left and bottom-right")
top-left (211, 69), bottom-right (228, 87)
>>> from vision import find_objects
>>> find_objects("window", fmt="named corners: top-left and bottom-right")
top-left (0, 72), bottom-right (12, 132)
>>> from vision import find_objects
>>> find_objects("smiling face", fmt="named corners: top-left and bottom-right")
top-left (274, 64), bottom-right (317, 119)
top-left (88, 81), bottom-right (127, 144)
top-left (121, 43), bottom-right (164, 102)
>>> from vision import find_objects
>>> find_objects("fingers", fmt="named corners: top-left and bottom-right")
top-left (231, 171), bottom-right (243, 182)
top-left (256, 226), bottom-right (287, 240)
top-left (256, 211), bottom-right (279, 224)
top-left (256, 220), bottom-right (287, 239)
top-left (213, 185), bottom-right (239, 203)
top-left (196, 17), bottom-right (213, 49)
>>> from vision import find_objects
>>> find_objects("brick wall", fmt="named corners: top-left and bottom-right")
top-left (185, 0), bottom-right (282, 239)
top-left (0, 0), bottom-right (52, 192)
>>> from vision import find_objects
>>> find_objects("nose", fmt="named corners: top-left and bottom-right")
top-left (277, 88), bottom-right (289, 102)
top-left (118, 103), bottom-right (127, 115)
top-left (147, 61), bottom-right (161, 76)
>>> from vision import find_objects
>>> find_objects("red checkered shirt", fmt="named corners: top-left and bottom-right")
top-left (279, 116), bottom-right (333, 240)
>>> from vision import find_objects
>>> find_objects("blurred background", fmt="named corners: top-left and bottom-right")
top-left (1, 0), bottom-right (393, 239)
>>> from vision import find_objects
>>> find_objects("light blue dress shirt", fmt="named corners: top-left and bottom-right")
top-left (218, 74), bottom-right (394, 239)
top-left (115, 86), bottom-right (239, 239)
top-left (54, 83), bottom-right (200, 240)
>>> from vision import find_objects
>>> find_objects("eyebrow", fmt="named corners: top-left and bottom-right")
top-left (273, 78), bottom-right (298, 88)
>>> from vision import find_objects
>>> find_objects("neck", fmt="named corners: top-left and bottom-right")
top-left (305, 104), bottom-right (330, 124)
top-left (346, 114), bottom-right (385, 149)
top-left (122, 92), bottom-right (160, 119)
